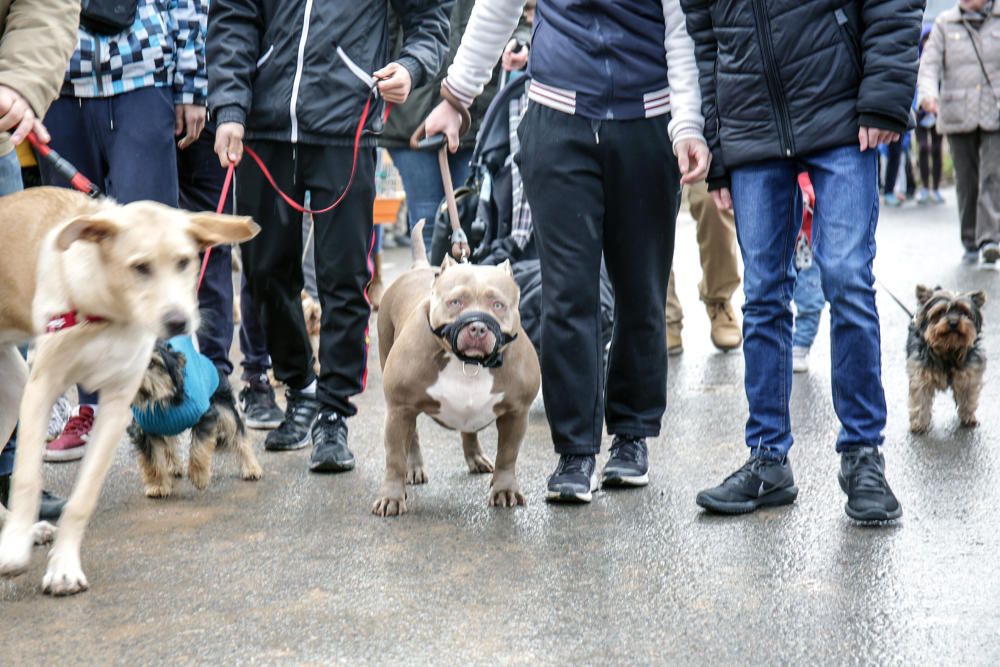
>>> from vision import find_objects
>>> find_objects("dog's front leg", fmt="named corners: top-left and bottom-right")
top-left (953, 367), bottom-right (984, 428)
top-left (0, 374), bottom-right (63, 577)
top-left (372, 408), bottom-right (415, 517)
top-left (406, 431), bottom-right (427, 485)
top-left (489, 411), bottom-right (527, 508)
top-left (907, 367), bottom-right (936, 434)
top-left (43, 394), bottom-right (132, 596)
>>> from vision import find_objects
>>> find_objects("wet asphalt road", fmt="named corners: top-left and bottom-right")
top-left (3, 191), bottom-right (999, 665)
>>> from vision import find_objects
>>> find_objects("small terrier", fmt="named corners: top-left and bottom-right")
top-left (907, 284), bottom-right (987, 433)
top-left (129, 337), bottom-right (262, 497)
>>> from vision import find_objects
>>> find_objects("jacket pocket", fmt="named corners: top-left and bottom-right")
top-left (834, 9), bottom-right (862, 78)
top-left (940, 90), bottom-right (968, 128)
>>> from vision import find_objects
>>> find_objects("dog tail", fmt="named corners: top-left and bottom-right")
top-left (411, 219), bottom-right (430, 269)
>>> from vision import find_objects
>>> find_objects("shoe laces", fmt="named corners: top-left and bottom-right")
top-left (556, 455), bottom-right (594, 476)
top-left (709, 302), bottom-right (734, 322)
top-left (724, 455), bottom-right (775, 485)
top-left (62, 410), bottom-right (94, 437)
top-left (609, 437), bottom-right (644, 463)
top-left (283, 392), bottom-right (315, 421)
top-left (845, 451), bottom-right (889, 494)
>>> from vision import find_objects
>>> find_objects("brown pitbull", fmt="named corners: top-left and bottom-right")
top-left (373, 222), bottom-right (540, 516)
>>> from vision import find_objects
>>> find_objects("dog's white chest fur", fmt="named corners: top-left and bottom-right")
top-left (426, 358), bottom-right (504, 433)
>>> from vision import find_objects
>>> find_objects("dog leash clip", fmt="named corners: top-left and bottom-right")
top-left (462, 362), bottom-right (480, 378)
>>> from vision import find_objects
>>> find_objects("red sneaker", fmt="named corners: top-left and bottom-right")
top-left (44, 406), bottom-right (94, 463)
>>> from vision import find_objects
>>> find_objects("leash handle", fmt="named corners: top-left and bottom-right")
top-left (26, 132), bottom-right (101, 198)
top-left (437, 145), bottom-right (469, 261)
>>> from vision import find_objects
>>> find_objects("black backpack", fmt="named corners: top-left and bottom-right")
top-left (80, 0), bottom-right (138, 36)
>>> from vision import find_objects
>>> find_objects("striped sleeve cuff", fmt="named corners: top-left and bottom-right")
top-left (441, 78), bottom-right (475, 109)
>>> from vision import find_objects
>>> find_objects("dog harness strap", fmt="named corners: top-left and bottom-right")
top-left (45, 310), bottom-right (107, 333)
top-left (429, 310), bottom-right (518, 368)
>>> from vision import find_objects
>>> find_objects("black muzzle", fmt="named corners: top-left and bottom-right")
top-left (430, 310), bottom-right (518, 368)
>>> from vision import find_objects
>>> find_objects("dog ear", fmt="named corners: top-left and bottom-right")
top-left (56, 214), bottom-right (120, 251)
top-left (969, 290), bottom-right (987, 309)
top-left (186, 212), bottom-right (260, 250)
top-left (915, 284), bottom-right (934, 305)
top-left (497, 259), bottom-right (514, 277)
top-left (439, 255), bottom-right (457, 273)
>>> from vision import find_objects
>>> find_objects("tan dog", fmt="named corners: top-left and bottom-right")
top-left (373, 222), bottom-right (540, 516)
top-left (0, 187), bottom-right (258, 595)
top-left (302, 290), bottom-right (321, 374)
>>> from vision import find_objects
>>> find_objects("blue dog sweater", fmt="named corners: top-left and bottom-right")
top-left (132, 336), bottom-right (219, 437)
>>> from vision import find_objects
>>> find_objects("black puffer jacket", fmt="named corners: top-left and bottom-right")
top-left (208, 0), bottom-right (451, 146)
top-left (681, 0), bottom-right (924, 188)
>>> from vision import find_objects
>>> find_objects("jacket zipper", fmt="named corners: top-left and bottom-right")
top-left (751, 0), bottom-right (794, 157)
top-left (835, 9), bottom-right (863, 77)
top-left (289, 0), bottom-right (315, 144)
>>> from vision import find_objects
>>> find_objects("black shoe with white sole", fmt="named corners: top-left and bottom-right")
top-left (838, 447), bottom-right (902, 522)
top-left (546, 454), bottom-right (598, 503)
top-left (696, 454), bottom-right (798, 514)
top-left (239, 374), bottom-right (284, 430)
top-left (264, 390), bottom-right (320, 451)
top-left (602, 436), bottom-right (649, 487)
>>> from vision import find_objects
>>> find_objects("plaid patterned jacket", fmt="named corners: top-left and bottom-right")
top-left (61, 0), bottom-right (207, 105)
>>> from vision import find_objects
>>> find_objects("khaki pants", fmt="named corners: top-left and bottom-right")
top-left (666, 180), bottom-right (740, 325)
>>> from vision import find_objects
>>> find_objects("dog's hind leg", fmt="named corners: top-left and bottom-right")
top-left (0, 362), bottom-right (64, 578)
top-left (42, 393), bottom-right (135, 596)
top-left (461, 432), bottom-right (494, 474)
top-left (164, 441), bottom-right (184, 478)
top-left (953, 367), bottom-right (984, 428)
top-left (406, 431), bottom-right (427, 485)
top-left (144, 438), bottom-right (177, 498)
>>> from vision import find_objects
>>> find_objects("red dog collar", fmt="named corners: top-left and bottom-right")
top-left (46, 310), bottom-right (107, 333)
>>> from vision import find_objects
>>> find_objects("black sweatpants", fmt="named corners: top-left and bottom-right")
top-left (516, 103), bottom-right (680, 455)
top-left (236, 141), bottom-right (376, 416)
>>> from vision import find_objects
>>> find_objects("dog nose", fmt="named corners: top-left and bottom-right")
top-left (467, 322), bottom-right (489, 339)
top-left (948, 319), bottom-right (959, 330)
top-left (162, 310), bottom-right (189, 337)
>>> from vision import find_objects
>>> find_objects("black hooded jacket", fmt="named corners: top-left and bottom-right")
top-left (208, 0), bottom-right (451, 145)
top-left (680, 0), bottom-right (924, 188)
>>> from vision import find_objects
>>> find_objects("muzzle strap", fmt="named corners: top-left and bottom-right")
top-left (430, 310), bottom-right (517, 368)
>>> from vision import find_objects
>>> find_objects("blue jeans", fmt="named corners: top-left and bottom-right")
top-left (731, 144), bottom-right (886, 457)
top-left (388, 148), bottom-right (472, 251)
top-left (792, 262), bottom-right (825, 349)
top-left (0, 149), bottom-right (24, 477)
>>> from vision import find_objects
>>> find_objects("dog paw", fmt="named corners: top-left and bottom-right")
top-left (31, 521), bottom-right (56, 546)
top-left (465, 453), bottom-right (494, 475)
top-left (372, 496), bottom-right (407, 517)
top-left (909, 421), bottom-right (930, 434)
top-left (406, 465), bottom-right (428, 485)
top-left (960, 418), bottom-right (979, 428)
top-left (0, 529), bottom-right (33, 578)
top-left (489, 484), bottom-right (526, 508)
top-left (188, 468), bottom-right (212, 491)
top-left (144, 483), bottom-right (173, 498)
top-left (42, 551), bottom-right (89, 596)
top-left (242, 460), bottom-right (263, 481)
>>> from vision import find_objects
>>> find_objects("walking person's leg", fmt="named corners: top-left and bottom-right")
top-left (518, 104), bottom-right (606, 502)
top-left (931, 129), bottom-right (943, 196)
top-left (974, 130), bottom-right (1000, 260)
top-left (806, 144), bottom-right (899, 521)
top-left (883, 140), bottom-right (903, 205)
top-left (947, 131), bottom-right (981, 258)
top-left (301, 144), bottom-right (377, 473)
top-left (600, 115), bottom-right (680, 488)
top-left (916, 125), bottom-right (931, 202)
top-left (236, 271), bottom-right (284, 430)
top-left (690, 179), bottom-right (742, 350)
top-left (665, 270), bottom-right (684, 355)
top-left (696, 159), bottom-right (801, 514)
top-left (791, 262), bottom-right (825, 373)
top-left (390, 148), bottom-right (473, 252)
top-left (237, 140), bottom-right (316, 451)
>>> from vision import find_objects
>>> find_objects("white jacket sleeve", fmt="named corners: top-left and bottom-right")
top-left (442, 0), bottom-right (526, 107)
top-left (664, 0), bottom-right (706, 150)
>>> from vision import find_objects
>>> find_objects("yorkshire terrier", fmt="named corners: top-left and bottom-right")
top-left (907, 284), bottom-right (987, 433)
top-left (129, 337), bottom-right (262, 498)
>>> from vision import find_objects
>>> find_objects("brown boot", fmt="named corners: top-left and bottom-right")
top-left (706, 300), bottom-right (742, 351)
top-left (666, 321), bottom-right (683, 356)
top-left (368, 251), bottom-right (385, 310)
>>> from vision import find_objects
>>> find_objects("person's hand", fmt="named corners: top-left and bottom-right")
top-left (712, 187), bottom-right (733, 211)
top-left (175, 104), bottom-right (207, 149)
top-left (0, 85), bottom-right (43, 145)
top-left (214, 122), bottom-right (245, 167)
top-left (424, 100), bottom-right (463, 153)
top-left (920, 96), bottom-right (939, 115)
top-left (374, 62), bottom-right (413, 104)
top-left (676, 138), bottom-right (711, 185)
top-left (858, 126), bottom-right (900, 151)
top-left (502, 39), bottom-right (529, 72)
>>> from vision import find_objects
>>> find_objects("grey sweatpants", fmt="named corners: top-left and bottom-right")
top-left (948, 128), bottom-right (1000, 251)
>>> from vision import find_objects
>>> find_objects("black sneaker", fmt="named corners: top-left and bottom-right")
top-left (981, 242), bottom-right (1000, 265)
top-left (838, 447), bottom-right (902, 522)
top-left (696, 454), bottom-right (798, 514)
top-left (546, 454), bottom-right (598, 503)
top-left (602, 436), bottom-right (649, 487)
top-left (0, 475), bottom-right (64, 521)
top-left (264, 390), bottom-right (320, 451)
top-left (239, 374), bottom-right (284, 430)
top-left (309, 411), bottom-right (356, 473)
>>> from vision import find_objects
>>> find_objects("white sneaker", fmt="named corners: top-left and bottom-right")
top-left (46, 394), bottom-right (72, 442)
top-left (792, 346), bottom-right (810, 374)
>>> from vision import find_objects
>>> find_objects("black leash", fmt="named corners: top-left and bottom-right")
top-left (876, 279), bottom-right (913, 319)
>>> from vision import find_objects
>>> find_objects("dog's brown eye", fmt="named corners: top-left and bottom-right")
top-left (132, 262), bottom-right (152, 277)
top-left (177, 258), bottom-right (191, 271)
